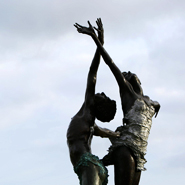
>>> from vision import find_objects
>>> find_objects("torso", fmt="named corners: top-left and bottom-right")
top-left (67, 105), bottom-right (95, 166)
top-left (110, 98), bottom-right (155, 171)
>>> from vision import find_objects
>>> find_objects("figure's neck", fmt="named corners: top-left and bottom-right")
top-left (131, 79), bottom-right (143, 95)
top-left (134, 85), bottom-right (143, 96)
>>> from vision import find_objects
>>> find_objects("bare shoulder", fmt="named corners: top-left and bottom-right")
top-left (68, 110), bottom-right (94, 134)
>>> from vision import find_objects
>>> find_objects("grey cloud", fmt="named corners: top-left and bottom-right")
top-left (0, 0), bottom-right (184, 39)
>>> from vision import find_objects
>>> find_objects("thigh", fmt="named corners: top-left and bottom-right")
top-left (113, 146), bottom-right (136, 185)
top-left (81, 163), bottom-right (101, 185)
top-left (133, 171), bottom-right (141, 185)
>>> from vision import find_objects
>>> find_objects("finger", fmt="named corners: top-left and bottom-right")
top-left (98, 18), bottom-right (101, 23)
top-left (97, 18), bottom-right (100, 25)
top-left (97, 18), bottom-right (103, 29)
top-left (74, 24), bottom-right (78, 29)
top-left (96, 20), bottom-right (101, 28)
top-left (94, 27), bottom-right (100, 32)
top-left (99, 18), bottom-right (103, 25)
top-left (99, 18), bottom-right (103, 27)
top-left (75, 23), bottom-right (83, 28)
top-left (74, 23), bottom-right (80, 28)
top-left (88, 21), bottom-right (92, 27)
top-left (74, 25), bottom-right (82, 33)
top-left (74, 25), bottom-right (82, 32)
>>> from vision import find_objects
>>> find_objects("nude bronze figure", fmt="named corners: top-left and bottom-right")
top-left (67, 19), bottom-right (120, 185)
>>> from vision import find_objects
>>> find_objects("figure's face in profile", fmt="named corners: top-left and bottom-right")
top-left (122, 71), bottom-right (141, 86)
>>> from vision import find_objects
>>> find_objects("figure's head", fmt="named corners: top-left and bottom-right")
top-left (94, 92), bottom-right (116, 122)
top-left (122, 71), bottom-right (143, 95)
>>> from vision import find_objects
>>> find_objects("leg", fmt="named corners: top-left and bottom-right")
top-left (81, 163), bottom-right (103, 185)
top-left (133, 171), bottom-right (141, 185)
top-left (113, 146), bottom-right (139, 185)
top-left (101, 151), bottom-right (114, 166)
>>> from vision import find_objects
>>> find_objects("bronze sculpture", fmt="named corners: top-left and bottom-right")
top-left (67, 19), bottom-right (120, 185)
top-left (74, 18), bottom-right (160, 185)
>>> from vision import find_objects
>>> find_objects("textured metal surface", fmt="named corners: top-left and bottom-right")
top-left (109, 99), bottom-right (155, 171)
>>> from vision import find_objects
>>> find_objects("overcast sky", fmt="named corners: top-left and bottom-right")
top-left (0, 0), bottom-right (185, 185)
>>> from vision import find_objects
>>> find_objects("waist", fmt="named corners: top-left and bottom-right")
top-left (68, 140), bottom-right (91, 157)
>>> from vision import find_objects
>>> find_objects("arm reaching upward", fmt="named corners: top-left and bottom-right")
top-left (74, 19), bottom-right (131, 96)
top-left (75, 19), bottom-right (104, 106)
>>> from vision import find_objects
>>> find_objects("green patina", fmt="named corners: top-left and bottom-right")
top-left (74, 153), bottom-right (108, 185)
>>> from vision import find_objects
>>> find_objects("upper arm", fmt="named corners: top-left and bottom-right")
top-left (105, 59), bottom-right (132, 95)
top-left (84, 68), bottom-right (96, 107)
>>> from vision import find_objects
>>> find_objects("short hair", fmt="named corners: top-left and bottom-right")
top-left (94, 92), bottom-right (116, 122)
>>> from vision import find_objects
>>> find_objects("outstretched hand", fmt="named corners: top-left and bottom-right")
top-left (74, 21), bottom-right (95, 36)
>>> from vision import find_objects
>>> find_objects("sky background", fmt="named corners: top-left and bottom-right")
top-left (0, 0), bottom-right (185, 185)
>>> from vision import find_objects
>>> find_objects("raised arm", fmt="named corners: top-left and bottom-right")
top-left (75, 19), bottom-right (104, 106)
top-left (74, 19), bottom-right (129, 94)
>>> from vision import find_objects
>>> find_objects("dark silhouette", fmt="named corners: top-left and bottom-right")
top-left (67, 19), bottom-right (120, 185)
top-left (74, 18), bottom-right (160, 185)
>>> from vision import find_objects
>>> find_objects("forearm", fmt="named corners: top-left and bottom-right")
top-left (91, 33), bottom-right (126, 88)
top-left (94, 124), bottom-right (120, 138)
top-left (75, 19), bottom-right (104, 103)
top-left (89, 46), bottom-right (102, 74)
top-left (91, 33), bottom-right (112, 64)
top-left (84, 40), bottom-right (103, 101)
top-left (86, 44), bottom-right (102, 88)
